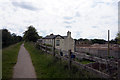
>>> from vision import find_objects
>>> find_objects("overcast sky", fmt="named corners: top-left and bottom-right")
top-left (0, 0), bottom-right (119, 40)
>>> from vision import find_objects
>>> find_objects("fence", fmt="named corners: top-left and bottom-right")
top-left (37, 43), bottom-right (120, 79)
top-left (76, 47), bottom-right (120, 59)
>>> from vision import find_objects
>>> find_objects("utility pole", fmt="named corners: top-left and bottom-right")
top-left (108, 30), bottom-right (110, 58)
top-left (107, 30), bottom-right (111, 77)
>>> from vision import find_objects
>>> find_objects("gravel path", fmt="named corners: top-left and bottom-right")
top-left (13, 44), bottom-right (37, 78)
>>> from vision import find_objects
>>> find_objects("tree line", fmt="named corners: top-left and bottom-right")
top-left (1, 25), bottom-right (120, 48)
top-left (75, 34), bottom-right (120, 45)
top-left (2, 29), bottom-right (22, 48)
top-left (1, 25), bottom-right (42, 48)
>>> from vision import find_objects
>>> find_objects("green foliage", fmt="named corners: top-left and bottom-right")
top-left (43, 43), bottom-right (52, 47)
top-left (76, 38), bottom-right (118, 44)
top-left (77, 38), bottom-right (92, 44)
top-left (86, 52), bottom-right (90, 55)
top-left (2, 42), bottom-right (22, 79)
top-left (109, 39), bottom-right (117, 44)
top-left (108, 56), bottom-right (114, 59)
top-left (23, 25), bottom-right (39, 42)
top-left (2, 29), bottom-right (22, 48)
top-left (76, 58), bottom-right (95, 64)
top-left (116, 32), bottom-right (120, 44)
top-left (24, 42), bottom-right (96, 78)
top-left (90, 39), bottom-right (106, 44)
top-left (35, 43), bottom-right (40, 49)
top-left (76, 38), bottom-right (107, 44)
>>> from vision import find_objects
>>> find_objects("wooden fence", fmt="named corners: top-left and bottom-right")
top-left (38, 43), bottom-right (119, 79)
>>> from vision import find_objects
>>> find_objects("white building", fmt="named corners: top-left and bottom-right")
top-left (38, 31), bottom-right (75, 52)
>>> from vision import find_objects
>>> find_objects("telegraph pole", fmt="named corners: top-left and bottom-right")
top-left (107, 30), bottom-right (111, 77)
top-left (108, 30), bottom-right (110, 58)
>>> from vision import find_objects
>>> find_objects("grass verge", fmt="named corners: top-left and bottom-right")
top-left (2, 42), bottom-right (22, 79)
top-left (24, 42), bottom-right (96, 78)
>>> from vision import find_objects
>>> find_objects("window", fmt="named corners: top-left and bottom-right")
top-left (56, 40), bottom-right (60, 46)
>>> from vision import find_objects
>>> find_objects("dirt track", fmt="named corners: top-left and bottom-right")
top-left (13, 44), bottom-right (36, 78)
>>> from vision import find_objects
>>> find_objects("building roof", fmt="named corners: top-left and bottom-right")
top-left (43, 35), bottom-right (65, 39)
top-left (63, 36), bottom-right (67, 38)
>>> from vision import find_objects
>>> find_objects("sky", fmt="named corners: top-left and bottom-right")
top-left (0, 0), bottom-right (119, 40)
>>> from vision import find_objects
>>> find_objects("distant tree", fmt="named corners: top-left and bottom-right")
top-left (90, 39), bottom-right (106, 44)
top-left (39, 36), bottom-right (43, 39)
top-left (74, 39), bottom-right (77, 41)
top-left (17, 36), bottom-right (22, 42)
top-left (23, 25), bottom-right (39, 42)
top-left (2, 29), bottom-right (22, 48)
top-left (78, 38), bottom-right (89, 41)
top-left (116, 32), bottom-right (120, 44)
top-left (77, 38), bottom-right (92, 44)
top-left (12, 33), bottom-right (17, 43)
top-left (78, 38), bottom-right (83, 41)
top-left (83, 38), bottom-right (89, 42)
top-left (110, 39), bottom-right (117, 44)
top-left (2, 29), bottom-right (12, 47)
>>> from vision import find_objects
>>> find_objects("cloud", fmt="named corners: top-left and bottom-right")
top-left (0, 0), bottom-right (118, 40)
top-left (92, 26), bottom-right (97, 28)
top-left (91, 1), bottom-right (104, 8)
top-left (63, 20), bottom-right (76, 24)
top-left (75, 11), bottom-right (80, 17)
top-left (63, 16), bottom-right (73, 20)
top-left (65, 26), bottom-right (72, 28)
top-left (11, 2), bottom-right (39, 11)
top-left (64, 21), bottom-right (72, 24)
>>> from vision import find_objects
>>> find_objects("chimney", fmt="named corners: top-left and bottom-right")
top-left (67, 31), bottom-right (71, 38)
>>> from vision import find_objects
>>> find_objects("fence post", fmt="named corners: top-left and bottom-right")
top-left (39, 44), bottom-right (41, 50)
top-left (59, 49), bottom-right (62, 64)
top-left (53, 47), bottom-right (55, 56)
top-left (118, 60), bottom-right (120, 79)
top-left (53, 38), bottom-right (55, 56)
top-left (45, 45), bottom-right (47, 53)
top-left (68, 49), bottom-right (72, 71)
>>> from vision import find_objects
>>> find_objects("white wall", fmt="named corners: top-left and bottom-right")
top-left (42, 36), bottom-right (75, 52)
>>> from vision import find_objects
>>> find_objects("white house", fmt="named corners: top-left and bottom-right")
top-left (38, 31), bottom-right (75, 52)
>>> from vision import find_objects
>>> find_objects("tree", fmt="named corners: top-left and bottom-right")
top-left (2, 29), bottom-right (22, 48)
top-left (90, 39), bottom-right (106, 44)
top-left (110, 39), bottom-right (117, 44)
top-left (23, 25), bottom-right (39, 42)
top-left (2, 29), bottom-right (12, 47)
top-left (116, 32), bottom-right (120, 44)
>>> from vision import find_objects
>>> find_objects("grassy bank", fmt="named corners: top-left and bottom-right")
top-left (2, 42), bottom-right (22, 79)
top-left (24, 42), bottom-right (96, 78)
